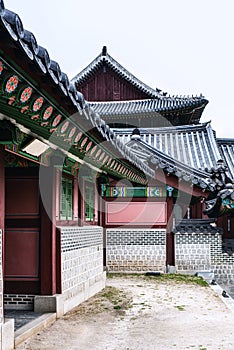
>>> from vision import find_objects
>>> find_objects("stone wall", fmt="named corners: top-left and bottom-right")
top-left (59, 226), bottom-right (105, 314)
top-left (106, 228), bottom-right (166, 272)
top-left (175, 231), bottom-right (234, 284)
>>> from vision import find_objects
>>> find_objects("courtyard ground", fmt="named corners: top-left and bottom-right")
top-left (16, 274), bottom-right (234, 350)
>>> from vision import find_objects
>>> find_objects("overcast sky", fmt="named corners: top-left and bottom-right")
top-left (4, 0), bottom-right (234, 138)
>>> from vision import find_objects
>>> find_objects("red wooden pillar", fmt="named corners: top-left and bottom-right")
top-left (40, 165), bottom-right (59, 295)
top-left (73, 175), bottom-right (79, 223)
top-left (78, 172), bottom-right (84, 226)
top-left (166, 196), bottom-right (175, 266)
top-left (0, 146), bottom-right (5, 313)
top-left (0, 146), bottom-right (5, 233)
top-left (97, 176), bottom-right (106, 266)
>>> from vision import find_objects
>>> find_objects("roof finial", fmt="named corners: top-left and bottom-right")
top-left (131, 128), bottom-right (141, 140)
top-left (102, 46), bottom-right (107, 56)
top-left (0, 0), bottom-right (5, 14)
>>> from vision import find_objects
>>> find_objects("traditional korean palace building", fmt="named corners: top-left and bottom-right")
top-left (72, 47), bottom-right (234, 283)
top-left (0, 1), bottom-right (234, 348)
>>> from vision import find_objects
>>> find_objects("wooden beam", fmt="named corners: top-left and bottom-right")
top-left (154, 169), bottom-right (209, 198)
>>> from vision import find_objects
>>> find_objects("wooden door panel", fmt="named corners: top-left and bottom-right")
top-left (4, 174), bottom-right (40, 294)
top-left (4, 229), bottom-right (39, 279)
top-left (6, 178), bottom-right (39, 217)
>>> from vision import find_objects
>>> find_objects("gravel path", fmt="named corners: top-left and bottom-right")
top-left (17, 276), bottom-right (234, 350)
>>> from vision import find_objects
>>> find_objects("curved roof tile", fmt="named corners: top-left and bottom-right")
top-left (90, 97), bottom-right (208, 117)
top-left (116, 123), bottom-right (222, 172)
top-left (217, 138), bottom-right (234, 180)
top-left (124, 131), bottom-right (214, 190)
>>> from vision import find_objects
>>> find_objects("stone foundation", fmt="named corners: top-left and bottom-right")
top-left (4, 295), bottom-right (34, 311)
top-left (106, 228), bottom-right (166, 272)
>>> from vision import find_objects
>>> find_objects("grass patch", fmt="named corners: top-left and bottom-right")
top-left (107, 273), bottom-right (208, 287)
top-left (155, 273), bottom-right (208, 286)
top-left (64, 285), bottom-right (132, 319)
top-left (113, 305), bottom-right (121, 310)
top-left (99, 286), bottom-right (132, 312)
top-left (174, 305), bottom-right (186, 311)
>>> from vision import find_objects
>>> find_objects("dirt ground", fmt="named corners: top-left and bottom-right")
top-left (16, 275), bottom-right (234, 350)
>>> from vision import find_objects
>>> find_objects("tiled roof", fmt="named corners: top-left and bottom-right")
top-left (217, 138), bottom-right (234, 180)
top-left (0, 1), bottom-right (154, 182)
top-left (172, 219), bottom-right (223, 234)
top-left (124, 132), bottom-right (213, 189)
top-left (115, 123), bottom-right (221, 172)
top-left (72, 47), bottom-right (208, 112)
top-left (0, 4), bottom-right (219, 191)
top-left (90, 97), bottom-right (208, 121)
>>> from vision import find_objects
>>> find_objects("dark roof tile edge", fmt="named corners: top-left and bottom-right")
top-left (217, 138), bottom-right (234, 144)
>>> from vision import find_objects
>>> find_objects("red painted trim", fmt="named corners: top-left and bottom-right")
top-left (40, 165), bottom-right (57, 295)
top-left (5, 147), bottom-right (47, 166)
top-left (105, 201), bottom-right (167, 226)
top-left (103, 197), bottom-right (168, 228)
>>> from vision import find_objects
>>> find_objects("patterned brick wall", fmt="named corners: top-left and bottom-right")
top-left (106, 229), bottom-right (166, 272)
top-left (175, 232), bottom-right (234, 284)
top-left (59, 226), bottom-right (104, 299)
top-left (4, 295), bottom-right (34, 310)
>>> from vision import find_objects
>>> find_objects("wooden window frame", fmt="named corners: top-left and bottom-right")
top-left (59, 174), bottom-right (73, 221)
top-left (83, 180), bottom-right (98, 225)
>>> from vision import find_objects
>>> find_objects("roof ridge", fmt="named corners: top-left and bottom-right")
top-left (71, 47), bottom-right (207, 102)
top-left (71, 52), bottom-right (103, 84)
top-left (217, 138), bottom-right (234, 143)
top-left (71, 49), bottom-right (158, 98)
top-left (103, 52), bottom-right (160, 97)
top-left (113, 122), bottom-right (211, 133)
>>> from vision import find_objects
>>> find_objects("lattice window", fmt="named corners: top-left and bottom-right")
top-left (85, 182), bottom-right (95, 222)
top-left (60, 177), bottom-right (73, 220)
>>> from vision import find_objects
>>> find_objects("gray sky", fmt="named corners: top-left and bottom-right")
top-left (4, 0), bottom-right (234, 138)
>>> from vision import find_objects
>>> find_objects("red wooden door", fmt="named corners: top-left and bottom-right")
top-left (4, 169), bottom-right (40, 294)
